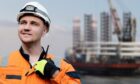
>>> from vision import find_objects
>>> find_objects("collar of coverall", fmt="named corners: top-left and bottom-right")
top-left (19, 47), bottom-right (46, 64)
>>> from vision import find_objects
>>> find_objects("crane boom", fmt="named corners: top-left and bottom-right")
top-left (108, 0), bottom-right (122, 41)
top-left (108, 0), bottom-right (136, 42)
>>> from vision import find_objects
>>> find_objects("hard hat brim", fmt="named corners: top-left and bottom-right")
top-left (17, 11), bottom-right (50, 26)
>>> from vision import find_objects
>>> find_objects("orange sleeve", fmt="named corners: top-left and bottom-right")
top-left (50, 59), bottom-right (81, 84)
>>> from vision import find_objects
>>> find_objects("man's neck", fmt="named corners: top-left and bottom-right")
top-left (22, 43), bottom-right (42, 56)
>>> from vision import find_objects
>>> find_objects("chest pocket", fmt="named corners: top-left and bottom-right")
top-left (0, 66), bottom-right (26, 84)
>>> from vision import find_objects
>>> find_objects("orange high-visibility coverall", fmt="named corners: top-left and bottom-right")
top-left (0, 50), bottom-right (81, 84)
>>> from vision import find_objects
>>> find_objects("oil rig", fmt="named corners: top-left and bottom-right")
top-left (65, 0), bottom-right (140, 75)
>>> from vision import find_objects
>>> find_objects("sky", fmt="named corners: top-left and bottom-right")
top-left (0, 0), bottom-right (140, 64)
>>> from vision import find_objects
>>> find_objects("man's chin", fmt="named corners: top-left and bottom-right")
top-left (21, 40), bottom-right (33, 44)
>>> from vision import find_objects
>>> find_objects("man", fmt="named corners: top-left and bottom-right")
top-left (0, 1), bottom-right (81, 84)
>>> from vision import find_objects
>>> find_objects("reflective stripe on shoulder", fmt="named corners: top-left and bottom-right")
top-left (66, 71), bottom-right (80, 79)
top-left (6, 75), bottom-right (22, 80)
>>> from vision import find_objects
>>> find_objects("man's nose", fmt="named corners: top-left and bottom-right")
top-left (24, 24), bottom-right (31, 31)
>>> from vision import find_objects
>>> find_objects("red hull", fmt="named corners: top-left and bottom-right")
top-left (71, 62), bottom-right (140, 75)
top-left (72, 62), bottom-right (140, 69)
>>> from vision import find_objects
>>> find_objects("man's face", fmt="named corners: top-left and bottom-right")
top-left (18, 15), bottom-right (47, 44)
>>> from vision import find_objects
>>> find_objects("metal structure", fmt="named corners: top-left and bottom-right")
top-left (108, 0), bottom-right (136, 42)
top-left (74, 42), bottom-right (140, 63)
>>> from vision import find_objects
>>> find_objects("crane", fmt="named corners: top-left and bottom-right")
top-left (108, 0), bottom-right (136, 42)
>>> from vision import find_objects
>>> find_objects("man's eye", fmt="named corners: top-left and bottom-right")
top-left (19, 21), bottom-right (26, 24)
top-left (31, 21), bottom-right (38, 26)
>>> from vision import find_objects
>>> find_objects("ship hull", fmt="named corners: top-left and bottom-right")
top-left (71, 62), bottom-right (140, 76)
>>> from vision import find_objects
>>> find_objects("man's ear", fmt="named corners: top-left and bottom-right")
top-left (42, 26), bottom-right (48, 37)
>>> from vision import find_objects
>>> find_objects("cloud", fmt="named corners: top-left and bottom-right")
top-left (50, 24), bottom-right (71, 32)
top-left (0, 20), bottom-right (17, 27)
top-left (43, 24), bottom-right (72, 57)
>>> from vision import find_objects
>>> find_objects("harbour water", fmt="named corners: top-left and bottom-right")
top-left (81, 75), bottom-right (140, 84)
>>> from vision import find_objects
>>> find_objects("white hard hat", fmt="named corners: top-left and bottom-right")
top-left (17, 1), bottom-right (51, 28)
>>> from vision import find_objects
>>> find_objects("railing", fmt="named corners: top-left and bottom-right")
top-left (81, 42), bottom-right (140, 57)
